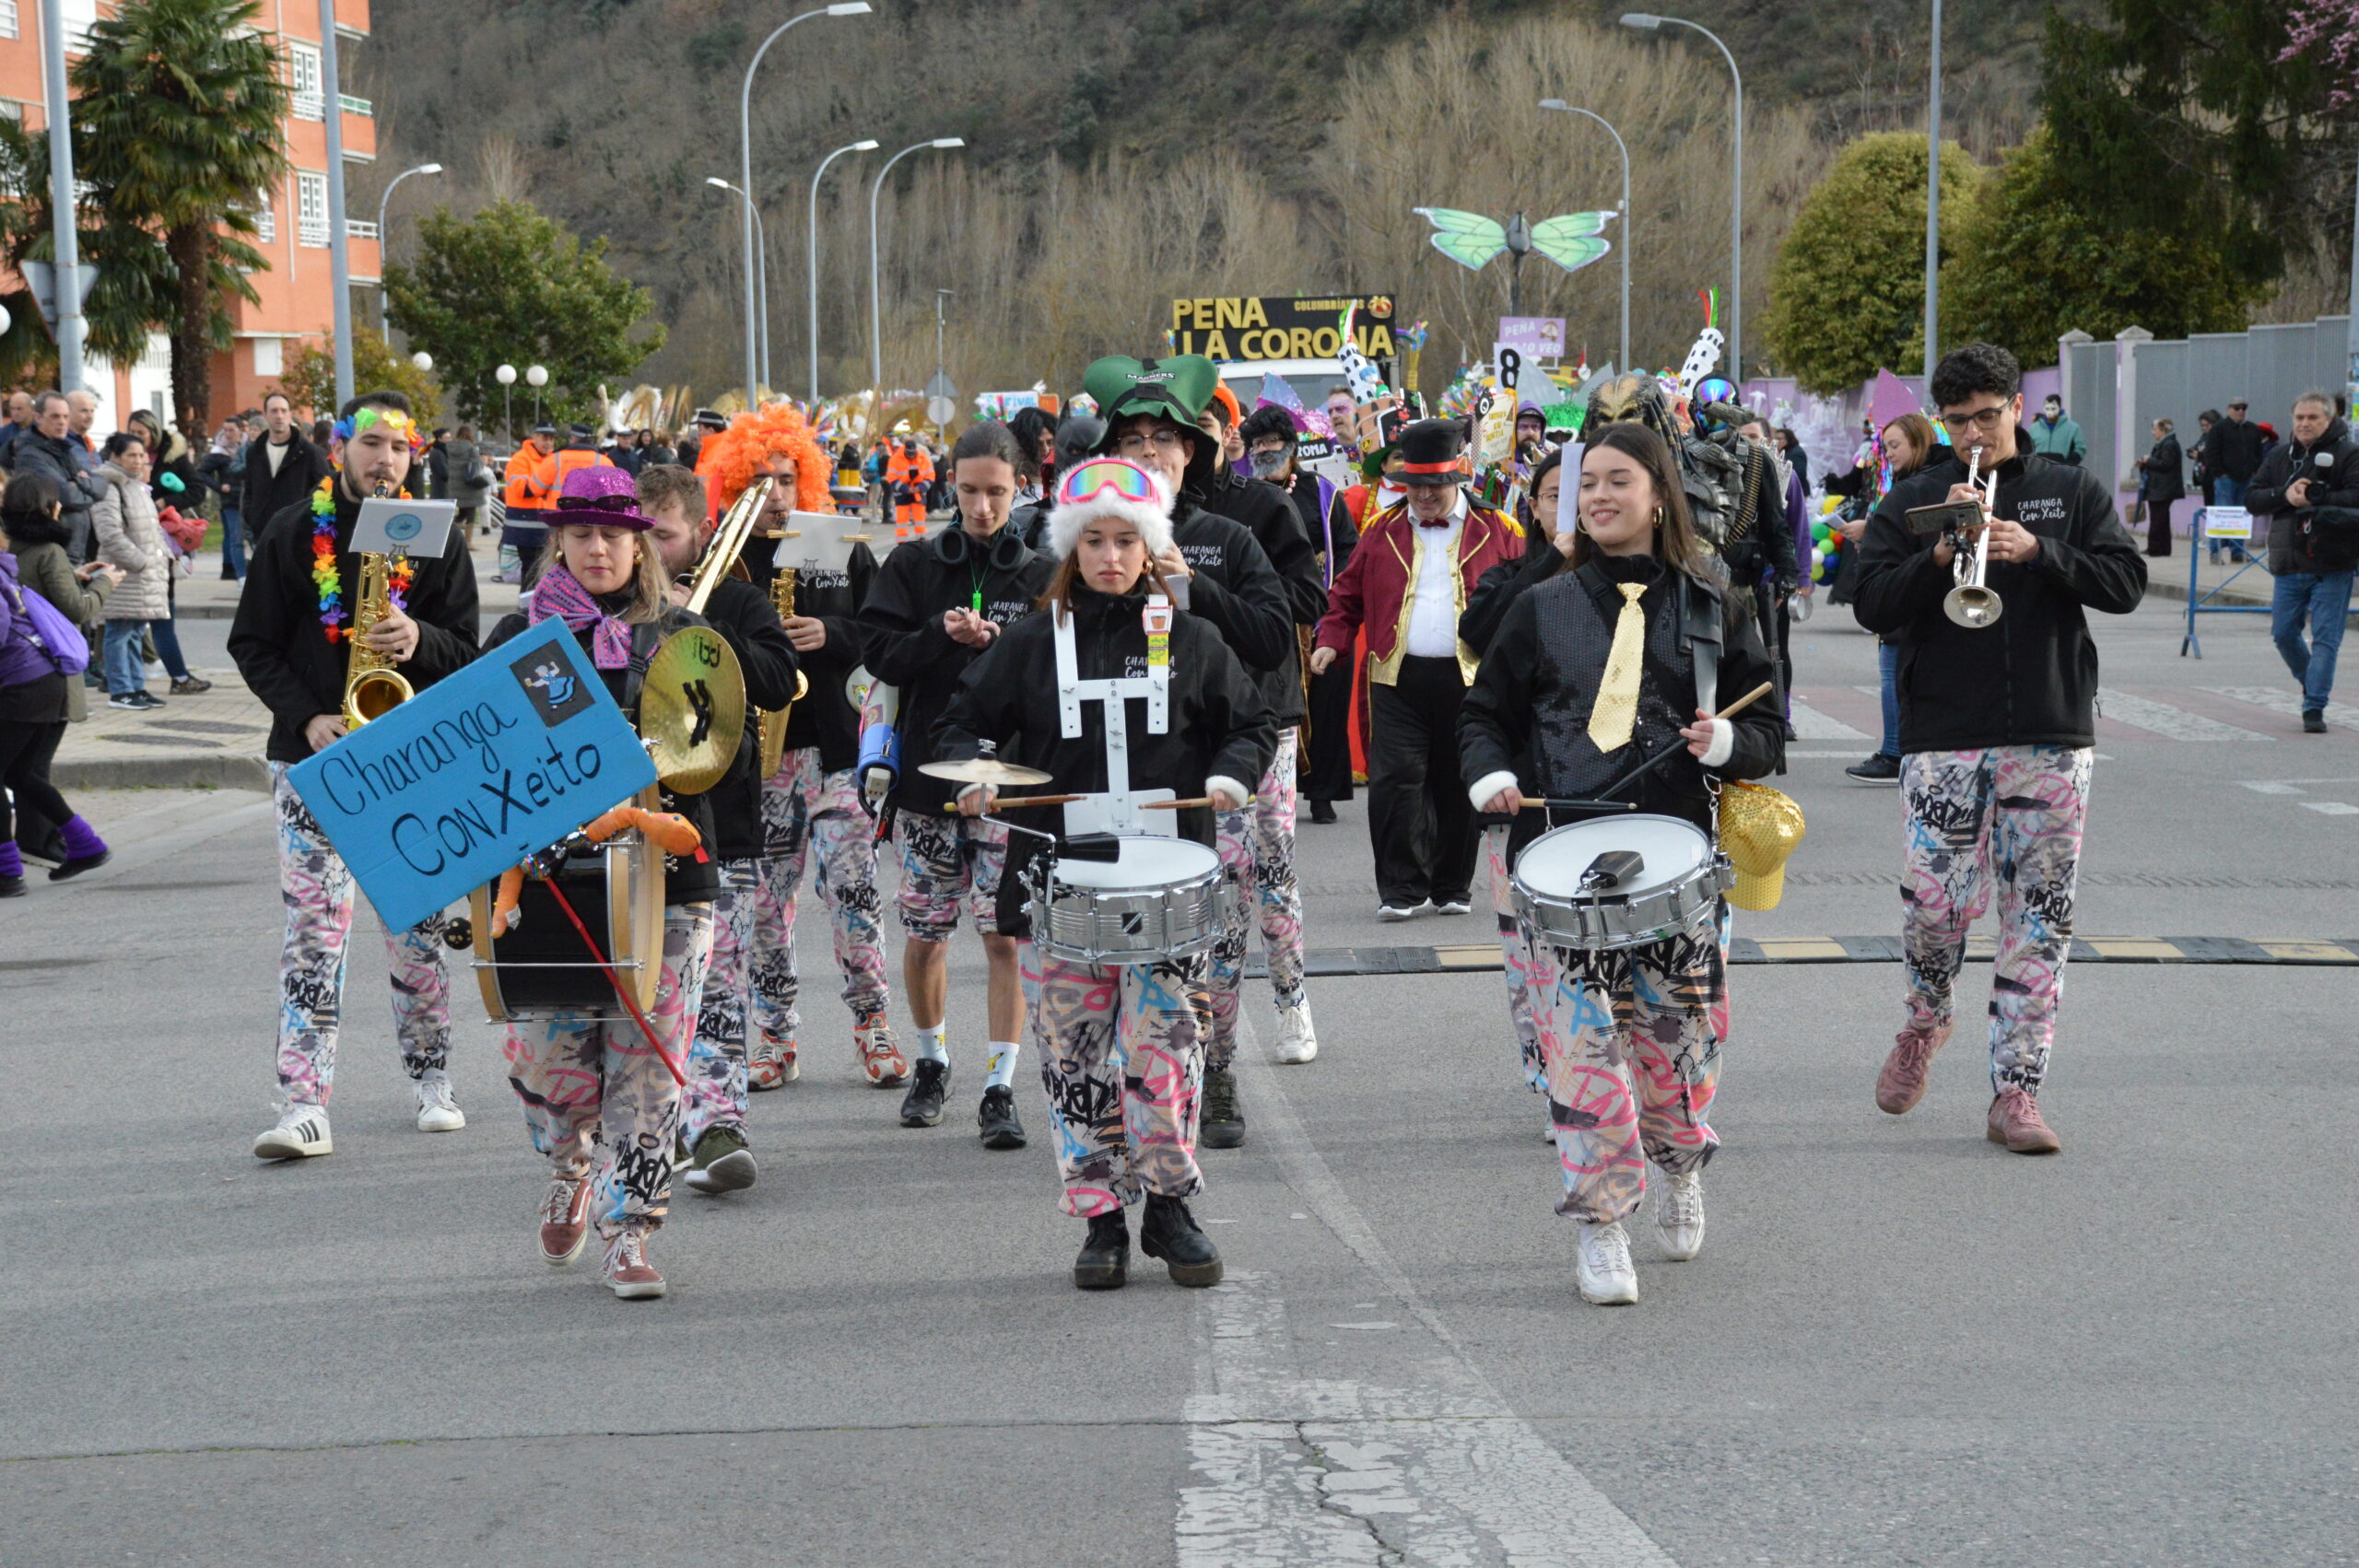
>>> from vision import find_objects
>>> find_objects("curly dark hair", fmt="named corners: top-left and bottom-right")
top-left (1237, 404), bottom-right (1297, 451)
top-left (1005, 405), bottom-right (1056, 483)
top-left (1929, 343), bottom-right (2021, 410)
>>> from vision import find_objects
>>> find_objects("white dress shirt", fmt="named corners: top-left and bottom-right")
top-left (1402, 490), bottom-right (1467, 658)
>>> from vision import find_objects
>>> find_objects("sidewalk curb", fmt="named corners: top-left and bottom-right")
top-left (51, 753), bottom-right (271, 791)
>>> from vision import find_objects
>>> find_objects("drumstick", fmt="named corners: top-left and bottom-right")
top-left (940, 793), bottom-right (1086, 812)
top-left (1142, 795), bottom-right (1257, 810)
top-left (1589, 681), bottom-right (1779, 802)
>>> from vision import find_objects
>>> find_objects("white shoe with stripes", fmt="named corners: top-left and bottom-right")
top-left (414, 1071), bottom-right (465, 1133)
top-left (253, 1104), bottom-right (332, 1161)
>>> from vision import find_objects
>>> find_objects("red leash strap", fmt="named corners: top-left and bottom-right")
top-left (539, 876), bottom-right (687, 1088)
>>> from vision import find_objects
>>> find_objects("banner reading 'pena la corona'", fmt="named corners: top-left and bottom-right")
top-left (286, 620), bottom-right (657, 932)
top-left (1168, 294), bottom-right (1397, 363)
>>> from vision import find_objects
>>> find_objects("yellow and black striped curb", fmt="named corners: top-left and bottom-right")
top-left (1257, 937), bottom-right (2359, 979)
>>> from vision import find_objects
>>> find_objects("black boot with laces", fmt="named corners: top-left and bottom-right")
top-left (1140, 1193), bottom-right (1224, 1287)
top-left (1074, 1209), bottom-right (1129, 1291)
top-left (1200, 1065), bottom-right (1244, 1149)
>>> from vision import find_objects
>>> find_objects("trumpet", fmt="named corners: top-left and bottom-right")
top-left (342, 479), bottom-right (414, 727)
top-left (1943, 450), bottom-right (2003, 629)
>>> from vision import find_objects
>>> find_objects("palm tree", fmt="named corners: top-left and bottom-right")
top-left (69, 0), bottom-right (288, 435)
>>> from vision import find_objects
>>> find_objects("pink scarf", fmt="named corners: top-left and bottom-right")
top-left (527, 563), bottom-right (633, 670)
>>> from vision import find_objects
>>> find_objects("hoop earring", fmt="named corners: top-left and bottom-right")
top-left (1652, 506), bottom-right (1665, 528)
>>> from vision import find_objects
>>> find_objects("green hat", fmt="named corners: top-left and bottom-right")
top-left (1082, 354), bottom-right (1220, 430)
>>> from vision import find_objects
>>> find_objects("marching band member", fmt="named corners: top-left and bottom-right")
top-left (637, 464), bottom-right (801, 1195)
top-left (1458, 423), bottom-right (1782, 1305)
top-left (478, 466), bottom-right (724, 1300)
top-left (229, 391), bottom-right (479, 1162)
top-left (1080, 354), bottom-right (1294, 1149)
top-left (855, 421), bottom-right (1053, 1145)
top-left (934, 456), bottom-right (1276, 1292)
top-left (699, 407), bottom-right (901, 1092)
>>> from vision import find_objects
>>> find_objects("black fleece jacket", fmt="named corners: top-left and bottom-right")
top-left (2246, 416), bottom-right (2359, 575)
top-left (856, 522), bottom-right (1055, 817)
top-left (1460, 556), bottom-right (1783, 837)
top-left (933, 584), bottom-right (1278, 851)
top-left (229, 483), bottom-right (481, 765)
top-left (1852, 447), bottom-right (2146, 754)
top-left (1168, 501), bottom-right (1300, 727)
top-left (691, 576), bottom-right (802, 860)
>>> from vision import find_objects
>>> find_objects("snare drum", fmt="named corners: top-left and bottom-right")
top-left (1029, 837), bottom-right (1224, 965)
top-left (468, 826), bottom-right (664, 1023)
top-left (1510, 814), bottom-right (1732, 954)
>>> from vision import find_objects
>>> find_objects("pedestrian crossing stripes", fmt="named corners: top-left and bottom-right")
top-left (2099, 687), bottom-right (2271, 742)
top-left (1241, 937), bottom-right (2359, 979)
top-left (2202, 686), bottom-right (2359, 731)
top-left (1787, 699), bottom-right (1868, 740)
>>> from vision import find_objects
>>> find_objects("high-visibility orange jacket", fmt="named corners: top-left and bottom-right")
top-left (885, 443), bottom-right (933, 489)
top-left (532, 446), bottom-right (613, 512)
top-left (503, 444), bottom-right (552, 512)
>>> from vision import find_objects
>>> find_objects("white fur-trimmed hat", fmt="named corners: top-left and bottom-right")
top-left (1044, 456), bottom-right (1175, 560)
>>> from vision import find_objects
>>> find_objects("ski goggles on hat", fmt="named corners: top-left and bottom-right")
top-left (1058, 457), bottom-right (1160, 508)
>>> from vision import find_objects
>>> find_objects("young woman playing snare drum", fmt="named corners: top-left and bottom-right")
top-left (1458, 423), bottom-right (1783, 1305)
top-left (477, 466), bottom-right (726, 1301)
top-left (933, 457), bottom-right (1276, 1292)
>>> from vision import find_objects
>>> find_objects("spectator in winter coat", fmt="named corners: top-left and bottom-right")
top-left (241, 392), bottom-right (333, 556)
top-left (2243, 391), bottom-right (2359, 731)
top-left (445, 425), bottom-right (493, 535)
top-left (2136, 418), bottom-right (2184, 558)
top-left (2026, 395), bottom-right (2086, 465)
top-left (10, 392), bottom-right (105, 563)
top-left (91, 433), bottom-right (174, 708)
top-left (0, 391), bottom-right (36, 468)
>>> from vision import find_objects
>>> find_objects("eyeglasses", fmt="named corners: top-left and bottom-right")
top-left (1937, 404), bottom-right (2013, 434)
top-left (1112, 427), bottom-right (1186, 457)
top-left (1058, 457), bottom-right (1161, 508)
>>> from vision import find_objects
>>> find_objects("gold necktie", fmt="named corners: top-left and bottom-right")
top-left (1587, 582), bottom-right (1649, 754)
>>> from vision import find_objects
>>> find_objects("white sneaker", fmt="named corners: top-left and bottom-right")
top-left (1656, 1170), bottom-right (1705, 1261)
top-left (1273, 998), bottom-right (1319, 1064)
top-left (1377, 902), bottom-right (1423, 921)
top-left (414, 1071), bottom-right (465, 1133)
top-left (1575, 1221), bottom-right (1638, 1305)
top-left (1434, 900), bottom-right (1473, 916)
top-left (253, 1104), bottom-right (332, 1161)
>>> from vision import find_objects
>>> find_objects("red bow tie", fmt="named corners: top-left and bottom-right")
top-left (1417, 519), bottom-right (1452, 528)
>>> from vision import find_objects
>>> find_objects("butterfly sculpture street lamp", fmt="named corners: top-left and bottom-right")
top-left (1411, 206), bottom-right (1616, 331)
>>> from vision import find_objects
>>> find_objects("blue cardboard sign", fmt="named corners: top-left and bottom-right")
top-left (287, 620), bottom-right (656, 932)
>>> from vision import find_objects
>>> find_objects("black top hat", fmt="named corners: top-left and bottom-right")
top-left (693, 407), bottom-right (728, 429)
top-left (1394, 417), bottom-right (1467, 485)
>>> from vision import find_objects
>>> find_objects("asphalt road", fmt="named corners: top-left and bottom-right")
top-left (6, 596), bottom-right (2355, 1566)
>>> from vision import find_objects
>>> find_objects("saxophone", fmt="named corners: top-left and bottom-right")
top-left (757, 565), bottom-right (805, 778)
top-left (341, 481), bottom-right (414, 728)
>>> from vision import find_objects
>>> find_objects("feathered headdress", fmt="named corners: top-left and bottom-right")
top-left (701, 403), bottom-right (832, 514)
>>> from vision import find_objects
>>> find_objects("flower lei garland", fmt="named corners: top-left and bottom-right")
top-left (311, 474), bottom-right (413, 643)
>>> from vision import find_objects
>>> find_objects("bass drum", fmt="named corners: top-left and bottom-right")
top-left (468, 788), bottom-right (666, 1022)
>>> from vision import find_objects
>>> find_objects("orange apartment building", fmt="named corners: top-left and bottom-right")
top-left (0, 0), bottom-right (376, 431)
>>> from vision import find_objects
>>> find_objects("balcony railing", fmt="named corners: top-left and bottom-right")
top-left (255, 208), bottom-right (275, 242)
top-left (339, 93), bottom-right (371, 117)
top-left (293, 89), bottom-right (323, 122)
top-left (345, 218), bottom-right (379, 240)
top-left (298, 217), bottom-right (328, 248)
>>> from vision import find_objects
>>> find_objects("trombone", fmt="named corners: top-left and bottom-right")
top-left (678, 474), bottom-right (806, 776)
top-left (1944, 449), bottom-right (2003, 629)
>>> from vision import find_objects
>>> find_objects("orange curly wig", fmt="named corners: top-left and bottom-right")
top-left (701, 404), bottom-right (834, 514)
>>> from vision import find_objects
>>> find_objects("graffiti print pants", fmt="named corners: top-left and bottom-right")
top-left (1205, 729), bottom-right (1304, 1070)
top-left (1023, 947), bottom-right (1208, 1218)
top-left (682, 860), bottom-right (760, 1145)
top-left (1484, 823), bottom-right (1549, 1095)
top-left (895, 809), bottom-right (1009, 941)
top-left (270, 764), bottom-right (452, 1107)
top-left (751, 749), bottom-right (891, 1048)
top-left (504, 903), bottom-right (714, 1238)
top-left (1898, 745), bottom-right (2091, 1094)
top-left (1532, 908), bottom-right (1729, 1224)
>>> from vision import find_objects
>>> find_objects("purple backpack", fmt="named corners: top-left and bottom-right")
top-left (0, 559), bottom-right (90, 676)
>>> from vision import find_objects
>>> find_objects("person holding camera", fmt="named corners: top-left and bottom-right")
top-left (2244, 391), bottom-right (2359, 733)
top-left (1850, 344), bottom-right (2146, 1157)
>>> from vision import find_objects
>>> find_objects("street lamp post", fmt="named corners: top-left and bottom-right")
top-left (1924, 0), bottom-right (1942, 379)
top-left (374, 162), bottom-right (443, 330)
top-left (737, 3), bottom-right (873, 413)
top-left (869, 139), bottom-right (965, 392)
top-left (35, 0), bottom-right (84, 393)
top-left (318, 0), bottom-right (355, 410)
top-left (708, 177), bottom-right (770, 401)
top-left (1622, 13), bottom-right (1743, 384)
top-left (1539, 99), bottom-right (1631, 373)
top-left (526, 363), bottom-right (547, 430)
top-left (496, 362), bottom-right (516, 444)
top-left (808, 138), bottom-right (879, 402)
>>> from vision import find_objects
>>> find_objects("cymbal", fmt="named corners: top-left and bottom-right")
top-left (919, 756), bottom-right (1053, 787)
top-left (640, 626), bottom-right (745, 794)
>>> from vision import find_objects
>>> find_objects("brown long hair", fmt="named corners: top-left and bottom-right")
top-left (1565, 422), bottom-right (1709, 579)
top-left (1882, 413), bottom-right (1939, 481)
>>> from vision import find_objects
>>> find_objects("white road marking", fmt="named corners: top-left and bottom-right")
top-left (2097, 688), bottom-right (2271, 743)
top-left (2300, 801), bottom-right (2359, 815)
top-left (2240, 781), bottom-right (2304, 794)
top-left (1176, 1028), bottom-right (1680, 1568)
top-left (1787, 699), bottom-right (1868, 740)
top-left (2202, 686), bottom-right (2359, 730)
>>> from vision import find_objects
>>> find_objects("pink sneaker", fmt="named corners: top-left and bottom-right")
top-left (603, 1229), bottom-right (667, 1299)
top-left (538, 1174), bottom-right (592, 1266)
top-left (1986, 1088), bottom-right (2061, 1154)
top-left (1875, 1021), bottom-right (1950, 1116)
top-left (855, 1011), bottom-right (909, 1087)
